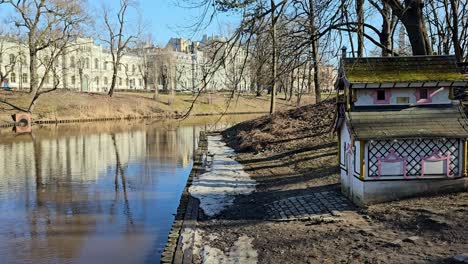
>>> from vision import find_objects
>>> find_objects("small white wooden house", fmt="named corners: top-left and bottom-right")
top-left (334, 54), bottom-right (468, 205)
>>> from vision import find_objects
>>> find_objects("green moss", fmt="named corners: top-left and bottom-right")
top-left (346, 70), bottom-right (465, 83)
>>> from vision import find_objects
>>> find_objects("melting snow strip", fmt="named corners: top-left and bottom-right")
top-left (189, 135), bottom-right (257, 217)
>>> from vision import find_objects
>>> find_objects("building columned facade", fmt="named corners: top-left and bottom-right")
top-left (0, 35), bottom-right (251, 93)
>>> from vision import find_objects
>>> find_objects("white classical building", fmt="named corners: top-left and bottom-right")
top-left (0, 35), bottom-right (250, 93)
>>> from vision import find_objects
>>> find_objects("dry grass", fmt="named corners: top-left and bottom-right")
top-left (0, 90), bottom-right (310, 125)
top-left (223, 99), bottom-right (336, 153)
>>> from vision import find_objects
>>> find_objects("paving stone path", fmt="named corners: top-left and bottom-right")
top-left (265, 191), bottom-right (354, 221)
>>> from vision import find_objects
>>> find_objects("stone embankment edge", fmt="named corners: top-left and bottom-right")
top-left (160, 131), bottom-right (208, 264)
top-left (0, 111), bottom-right (267, 128)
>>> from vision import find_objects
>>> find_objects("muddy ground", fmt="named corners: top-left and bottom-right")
top-left (192, 99), bottom-right (467, 264)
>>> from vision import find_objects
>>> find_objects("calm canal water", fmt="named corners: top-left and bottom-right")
top-left (0, 116), bottom-right (255, 264)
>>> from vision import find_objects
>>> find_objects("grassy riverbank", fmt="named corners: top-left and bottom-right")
top-left (0, 90), bottom-right (310, 125)
top-left (189, 99), bottom-right (467, 263)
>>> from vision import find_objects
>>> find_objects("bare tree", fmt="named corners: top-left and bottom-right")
top-left (100, 0), bottom-right (139, 97)
top-left (2, 0), bottom-right (88, 112)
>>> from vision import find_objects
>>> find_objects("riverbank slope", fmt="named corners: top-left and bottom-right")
top-left (188, 99), bottom-right (467, 263)
top-left (0, 91), bottom-right (304, 126)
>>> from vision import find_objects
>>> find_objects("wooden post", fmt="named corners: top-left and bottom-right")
top-left (337, 132), bottom-right (341, 164)
top-left (463, 141), bottom-right (467, 177)
top-left (360, 140), bottom-right (365, 180)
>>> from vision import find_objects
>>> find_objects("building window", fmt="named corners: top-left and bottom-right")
top-left (95, 58), bottom-right (99, 69)
top-left (22, 73), bottom-right (28, 83)
top-left (70, 56), bottom-right (75, 68)
top-left (104, 77), bottom-right (108, 85)
top-left (9, 54), bottom-right (15, 64)
top-left (119, 77), bottom-right (122, 86)
top-left (139, 79), bottom-right (142, 86)
top-left (132, 64), bottom-right (136, 74)
top-left (71, 75), bottom-right (76, 85)
top-left (95, 77), bottom-right (99, 86)
top-left (85, 58), bottom-right (90, 69)
top-left (10, 73), bottom-right (16, 83)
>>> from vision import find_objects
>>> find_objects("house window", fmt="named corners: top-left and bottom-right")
top-left (377, 90), bottom-right (386, 101)
top-left (416, 88), bottom-right (433, 103)
top-left (420, 88), bottom-right (428, 99)
top-left (119, 77), bottom-right (122, 86)
top-left (95, 58), bottom-right (99, 69)
top-left (373, 89), bottom-right (391, 104)
top-left (9, 54), bottom-right (15, 64)
top-left (95, 77), bottom-right (99, 85)
top-left (71, 75), bottom-right (76, 85)
top-left (85, 58), bottom-right (90, 69)
top-left (10, 73), bottom-right (16, 83)
top-left (104, 77), bottom-right (108, 85)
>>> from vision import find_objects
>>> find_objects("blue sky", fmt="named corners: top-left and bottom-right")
top-left (90, 0), bottom-right (240, 46)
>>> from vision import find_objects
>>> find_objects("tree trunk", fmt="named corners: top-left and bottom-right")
top-left (309, 0), bottom-right (321, 103)
top-left (387, 0), bottom-right (432, 55)
top-left (356, 0), bottom-right (365, 57)
top-left (449, 0), bottom-right (462, 61)
top-left (380, 1), bottom-right (393, 56)
top-left (29, 50), bottom-right (38, 94)
top-left (108, 59), bottom-right (119, 97)
top-left (153, 82), bottom-right (159, 100)
top-left (269, 0), bottom-right (277, 114)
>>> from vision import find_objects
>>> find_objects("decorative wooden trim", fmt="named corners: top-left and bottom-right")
top-left (360, 140), bottom-right (365, 180)
top-left (372, 89), bottom-right (391, 104)
top-left (337, 131), bottom-right (341, 165)
top-left (376, 150), bottom-right (407, 179)
top-left (420, 151), bottom-right (451, 178)
top-left (463, 141), bottom-right (467, 177)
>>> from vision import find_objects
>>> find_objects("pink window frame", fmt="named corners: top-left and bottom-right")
top-left (376, 150), bottom-right (407, 179)
top-left (414, 88), bottom-right (435, 103)
top-left (420, 151), bottom-right (451, 178)
top-left (372, 89), bottom-right (391, 104)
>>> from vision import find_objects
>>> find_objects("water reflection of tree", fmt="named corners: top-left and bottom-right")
top-left (27, 132), bottom-right (97, 261)
top-left (111, 134), bottom-right (134, 225)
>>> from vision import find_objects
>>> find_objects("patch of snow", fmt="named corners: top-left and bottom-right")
top-left (189, 135), bottom-right (256, 217)
top-left (193, 229), bottom-right (258, 264)
top-left (180, 228), bottom-right (195, 253)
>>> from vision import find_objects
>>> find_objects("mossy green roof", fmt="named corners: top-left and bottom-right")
top-left (343, 55), bottom-right (466, 83)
